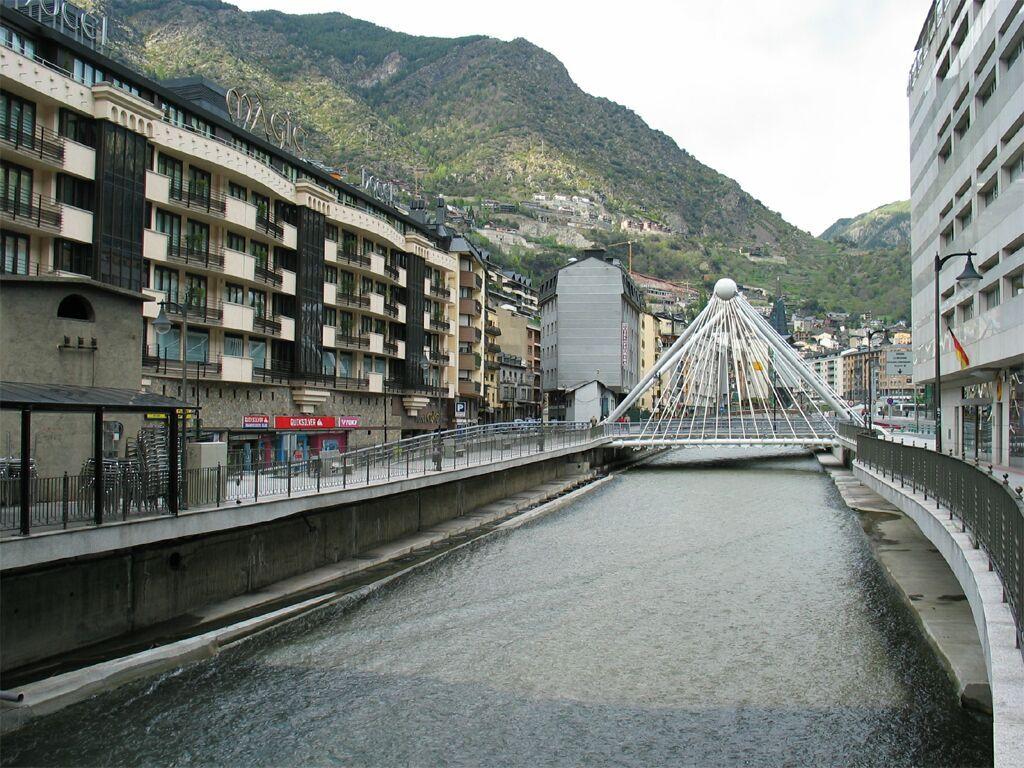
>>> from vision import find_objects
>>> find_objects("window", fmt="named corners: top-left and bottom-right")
top-left (185, 220), bottom-right (209, 256)
top-left (158, 154), bottom-right (183, 197)
top-left (977, 70), bottom-right (996, 106)
top-left (57, 294), bottom-right (93, 321)
top-left (324, 307), bottom-right (337, 326)
top-left (1, 23), bottom-right (36, 57)
top-left (56, 174), bottom-right (93, 209)
top-left (325, 223), bottom-right (338, 242)
top-left (53, 239), bottom-right (92, 275)
top-left (251, 191), bottom-right (270, 221)
top-left (248, 289), bottom-right (267, 318)
top-left (1008, 270), bottom-right (1024, 299)
top-left (322, 350), bottom-right (336, 376)
top-left (338, 311), bottom-right (353, 335)
top-left (982, 181), bottom-right (999, 207)
top-left (58, 108), bottom-right (95, 147)
top-left (229, 182), bottom-right (247, 201)
top-left (959, 298), bottom-right (974, 323)
top-left (225, 283), bottom-right (244, 304)
top-left (185, 328), bottom-right (209, 362)
top-left (324, 265), bottom-right (338, 284)
top-left (188, 166), bottom-right (211, 204)
top-left (1, 92), bottom-right (35, 145)
top-left (185, 273), bottom-right (207, 308)
top-left (249, 338), bottom-right (267, 369)
top-left (983, 284), bottom-right (1000, 311)
top-left (224, 333), bottom-right (244, 357)
top-left (227, 232), bottom-right (245, 252)
top-left (1005, 32), bottom-right (1024, 69)
top-left (1, 230), bottom-right (29, 274)
top-left (155, 209), bottom-right (181, 250)
top-left (1007, 152), bottom-right (1024, 185)
top-left (250, 241), bottom-right (269, 269)
top-left (153, 266), bottom-right (178, 300)
top-left (338, 352), bottom-right (353, 376)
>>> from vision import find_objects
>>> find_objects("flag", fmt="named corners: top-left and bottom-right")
top-left (947, 327), bottom-right (970, 369)
top-left (752, 360), bottom-right (764, 372)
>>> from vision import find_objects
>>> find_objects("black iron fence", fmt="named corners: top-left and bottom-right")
top-left (2, 422), bottom-right (609, 536)
top-left (857, 432), bottom-right (1024, 653)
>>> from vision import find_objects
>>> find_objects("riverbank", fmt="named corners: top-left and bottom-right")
top-left (816, 452), bottom-right (991, 713)
top-left (1, 448), bottom-right (664, 734)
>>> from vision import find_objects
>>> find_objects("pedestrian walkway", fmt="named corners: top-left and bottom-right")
top-left (817, 453), bottom-right (991, 711)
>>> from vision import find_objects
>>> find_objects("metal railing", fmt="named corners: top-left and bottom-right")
top-left (857, 432), bottom-right (1024, 654)
top-left (0, 192), bottom-right (62, 232)
top-left (2, 422), bottom-right (608, 537)
top-left (143, 347), bottom-right (224, 378)
top-left (0, 121), bottom-right (65, 164)
top-left (165, 240), bottom-right (225, 270)
top-left (254, 263), bottom-right (284, 287)
top-left (167, 182), bottom-right (228, 216)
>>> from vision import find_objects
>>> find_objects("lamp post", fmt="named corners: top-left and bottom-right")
top-left (864, 327), bottom-right (889, 431)
top-left (933, 251), bottom-right (981, 453)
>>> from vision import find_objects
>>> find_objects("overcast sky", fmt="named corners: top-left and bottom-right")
top-left (232, 0), bottom-right (927, 234)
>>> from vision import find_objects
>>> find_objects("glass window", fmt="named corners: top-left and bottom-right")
top-left (224, 333), bottom-right (244, 357)
top-left (58, 108), bottom-right (95, 147)
top-left (248, 289), bottom-right (267, 318)
top-left (1, 24), bottom-right (36, 57)
top-left (227, 232), bottom-right (245, 252)
top-left (0, 229), bottom-right (30, 274)
top-left (228, 181), bottom-right (247, 201)
top-left (55, 174), bottom-right (93, 209)
top-left (250, 241), bottom-right (269, 269)
top-left (158, 154), bottom-right (183, 198)
top-left (324, 265), bottom-right (338, 284)
top-left (153, 266), bottom-right (178, 301)
top-left (338, 311), bottom-right (353, 335)
top-left (185, 328), bottom-right (209, 363)
top-left (249, 338), bottom-right (267, 369)
top-left (322, 350), bottom-right (336, 376)
top-left (325, 223), bottom-right (338, 242)
top-left (338, 352), bottom-right (353, 376)
top-left (323, 307), bottom-right (336, 326)
top-left (156, 324), bottom-right (180, 360)
top-left (225, 283), bottom-right (244, 304)
top-left (1010, 365), bottom-right (1023, 469)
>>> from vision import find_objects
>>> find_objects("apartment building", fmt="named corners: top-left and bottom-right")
top-left (638, 311), bottom-right (661, 414)
top-left (445, 233), bottom-right (487, 423)
top-left (485, 303), bottom-right (542, 420)
top-left (539, 249), bottom-right (643, 420)
top-left (806, 351), bottom-right (847, 401)
top-left (0, 3), bottom-right (459, 459)
top-left (842, 345), bottom-right (916, 412)
top-left (908, 0), bottom-right (1024, 466)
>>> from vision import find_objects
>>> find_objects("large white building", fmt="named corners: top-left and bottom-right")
top-left (908, 0), bottom-right (1023, 467)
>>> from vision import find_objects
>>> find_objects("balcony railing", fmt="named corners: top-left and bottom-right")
top-left (256, 211), bottom-right (285, 240)
top-left (167, 182), bottom-right (228, 217)
top-left (338, 248), bottom-right (371, 268)
top-left (0, 193), bottom-right (62, 233)
top-left (429, 283), bottom-right (451, 300)
top-left (142, 346), bottom-right (223, 378)
top-left (429, 350), bottom-right (450, 365)
top-left (334, 332), bottom-right (370, 350)
top-left (0, 122), bottom-right (64, 164)
top-left (383, 302), bottom-right (399, 318)
top-left (485, 324), bottom-right (501, 336)
top-left (254, 263), bottom-right (284, 287)
top-left (383, 339), bottom-right (399, 355)
top-left (163, 299), bottom-right (224, 325)
top-left (430, 317), bottom-right (451, 332)
top-left (334, 290), bottom-right (370, 309)
top-left (384, 263), bottom-right (399, 280)
top-left (165, 240), bottom-right (225, 271)
top-left (253, 314), bottom-right (282, 336)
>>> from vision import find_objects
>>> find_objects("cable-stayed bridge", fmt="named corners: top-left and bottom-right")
top-left (604, 278), bottom-right (864, 448)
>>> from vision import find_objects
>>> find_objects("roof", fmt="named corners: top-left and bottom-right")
top-left (0, 382), bottom-right (190, 412)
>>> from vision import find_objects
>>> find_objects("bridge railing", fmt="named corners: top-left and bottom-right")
top-left (1, 421), bottom-right (605, 537)
top-left (856, 432), bottom-right (1024, 653)
top-left (837, 420), bottom-right (876, 443)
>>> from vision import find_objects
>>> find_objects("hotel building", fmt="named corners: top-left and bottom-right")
top-left (0, 2), bottom-right (466, 459)
top-left (908, 0), bottom-right (1023, 467)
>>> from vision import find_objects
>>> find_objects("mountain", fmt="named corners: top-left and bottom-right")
top-left (819, 200), bottom-right (910, 249)
top-left (97, 0), bottom-right (909, 318)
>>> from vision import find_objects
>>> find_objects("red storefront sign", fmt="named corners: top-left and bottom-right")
top-left (273, 416), bottom-right (361, 430)
top-left (243, 414), bottom-right (270, 429)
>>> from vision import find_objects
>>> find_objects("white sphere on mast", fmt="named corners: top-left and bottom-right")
top-left (713, 278), bottom-right (738, 301)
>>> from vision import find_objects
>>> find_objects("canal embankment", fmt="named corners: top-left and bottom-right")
top-left (1, 446), bottom-right (663, 733)
top-left (816, 452), bottom-right (992, 713)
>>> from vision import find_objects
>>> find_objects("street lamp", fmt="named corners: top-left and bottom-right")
top-left (933, 251), bottom-right (981, 453)
top-left (864, 327), bottom-right (889, 431)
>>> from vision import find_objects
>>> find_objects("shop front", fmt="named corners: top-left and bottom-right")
top-left (231, 414), bottom-right (361, 463)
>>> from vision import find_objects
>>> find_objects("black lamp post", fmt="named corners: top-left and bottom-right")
top-left (933, 251), bottom-right (981, 453)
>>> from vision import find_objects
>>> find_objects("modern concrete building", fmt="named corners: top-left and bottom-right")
top-left (539, 249), bottom-right (643, 421)
top-left (1, 2), bottom-right (463, 460)
top-left (908, 0), bottom-right (1024, 466)
top-left (638, 311), bottom-right (661, 414)
top-left (447, 234), bottom-right (487, 423)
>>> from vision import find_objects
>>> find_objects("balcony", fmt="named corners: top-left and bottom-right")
top-left (429, 350), bottom-right (450, 365)
top-left (430, 316), bottom-right (451, 332)
top-left (459, 352), bottom-right (482, 371)
top-left (458, 380), bottom-right (482, 397)
top-left (459, 298), bottom-right (482, 317)
top-left (166, 181), bottom-right (228, 219)
top-left (486, 342), bottom-right (501, 354)
top-left (253, 314), bottom-right (282, 336)
top-left (337, 248), bottom-right (372, 269)
top-left (383, 338), bottom-right (399, 355)
top-left (0, 122), bottom-right (63, 169)
top-left (428, 282), bottom-right (451, 300)
top-left (255, 211), bottom-right (285, 240)
top-left (165, 240), bottom-right (225, 271)
top-left (485, 360), bottom-right (500, 372)
top-left (485, 323), bottom-right (501, 336)
top-left (254, 262), bottom-right (284, 287)
top-left (334, 332), bottom-right (370, 351)
top-left (335, 290), bottom-right (370, 310)
top-left (163, 299), bottom-right (225, 326)
top-left (383, 301), bottom-right (400, 318)
top-left (384, 262), bottom-right (399, 280)
top-left (460, 270), bottom-right (483, 290)
top-left (143, 346), bottom-right (223, 379)
top-left (459, 326), bottom-right (482, 344)
top-left (0, 193), bottom-right (61, 234)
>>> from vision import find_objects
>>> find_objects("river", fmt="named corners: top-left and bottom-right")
top-left (0, 449), bottom-right (992, 767)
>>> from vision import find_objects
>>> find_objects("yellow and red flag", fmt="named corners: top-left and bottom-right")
top-left (947, 327), bottom-right (970, 369)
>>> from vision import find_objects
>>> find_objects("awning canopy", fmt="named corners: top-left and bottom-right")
top-left (0, 381), bottom-right (192, 412)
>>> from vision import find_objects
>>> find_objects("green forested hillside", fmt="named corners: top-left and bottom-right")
top-left (96, 0), bottom-right (909, 318)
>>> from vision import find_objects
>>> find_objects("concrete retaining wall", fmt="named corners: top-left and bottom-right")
top-left (855, 462), bottom-right (1024, 766)
top-left (1, 448), bottom-right (589, 674)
